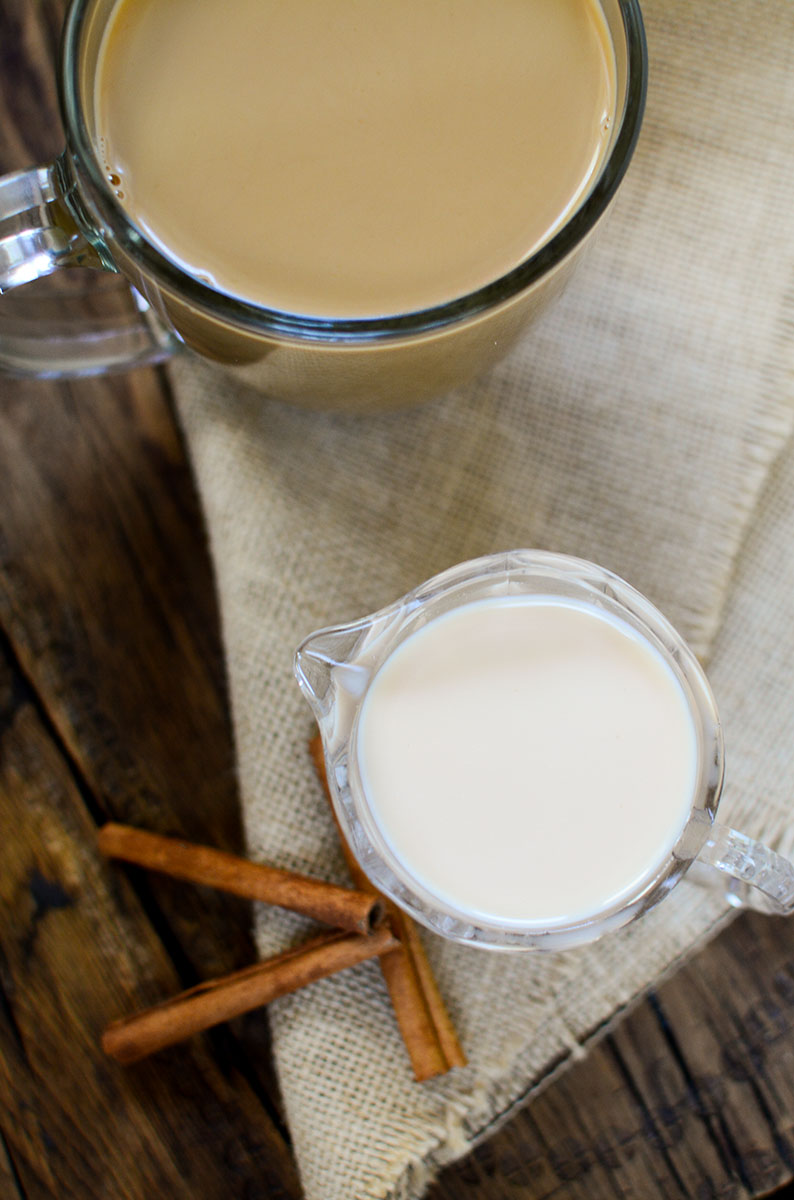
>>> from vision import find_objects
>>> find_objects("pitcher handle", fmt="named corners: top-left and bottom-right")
top-left (693, 819), bottom-right (794, 915)
top-left (0, 157), bottom-right (174, 377)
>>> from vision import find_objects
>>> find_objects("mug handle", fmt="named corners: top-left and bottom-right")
top-left (693, 820), bottom-right (794, 915)
top-left (0, 157), bottom-right (174, 377)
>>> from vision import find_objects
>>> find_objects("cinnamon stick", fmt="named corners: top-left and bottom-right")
top-left (98, 822), bottom-right (383, 934)
top-left (102, 925), bottom-right (398, 1064)
top-left (309, 734), bottom-right (467, 1080)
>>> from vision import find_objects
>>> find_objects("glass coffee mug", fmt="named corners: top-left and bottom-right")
top-left (295, 551), bottom-right (794, 951)
top-left (0, 0), bottom-right (646, 410)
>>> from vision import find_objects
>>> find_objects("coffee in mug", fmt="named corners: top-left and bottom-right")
top-left (95, 0), bottom-right (617, 319)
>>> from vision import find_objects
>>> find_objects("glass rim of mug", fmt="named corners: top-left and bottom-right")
top-left (59, 0), bottom-right (648, 346)
top-left (297, 550), bottom-right (725, 951)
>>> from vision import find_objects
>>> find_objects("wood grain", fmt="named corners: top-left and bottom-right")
top-left (0, 642), bottom-right (301, 1200)
top-left (0, 1136), bottom-right (22, 1200)
top-left (428, 912), bottom-right (794, 1200)
top-left (0, 381), bottom-right (285, 1044)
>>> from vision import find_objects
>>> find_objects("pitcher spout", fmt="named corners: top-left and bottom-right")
top-left (293, 618), bottom-right (375, 722)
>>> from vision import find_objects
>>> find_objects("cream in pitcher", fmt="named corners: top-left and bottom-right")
top-left (353, 596), bottom-right (697, 927)
top-left (95, 0), bottom-right (616, 318)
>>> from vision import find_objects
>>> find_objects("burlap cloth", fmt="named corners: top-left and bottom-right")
top-left (171, 3), bottom-right (794, 1197)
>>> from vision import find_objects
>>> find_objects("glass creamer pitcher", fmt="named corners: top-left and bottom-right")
top-left (295, 551), bottom-right (794, 951)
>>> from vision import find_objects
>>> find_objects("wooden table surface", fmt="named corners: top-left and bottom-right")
top-left (3, 3), bottom-right (794, 1197)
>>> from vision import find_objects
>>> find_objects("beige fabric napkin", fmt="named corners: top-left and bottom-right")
top-left (173, 3), bottom-right (794, 1197)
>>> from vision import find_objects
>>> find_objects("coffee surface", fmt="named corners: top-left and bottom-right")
top-left (354, 597), bottom-right (698, 926)
top-left (96, 0), bottom-right (616, 317)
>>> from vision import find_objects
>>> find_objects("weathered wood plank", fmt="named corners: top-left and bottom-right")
top-left (0, 374), bottom-right (303, 1114)
top-left (0, 0), bottom-right (295, 1145)
top-left (0, 380), bottom-right (262, 974)
top-left (428, 1035), bottom-right (734, 1199)
top-left (643, 916), bottom-right (794, 1195)
top-left (0, 1135), bottom-right (22, 1200)
top-left (0, 0), bottom-right (64, 167)
top-left (0, 643), bottom-right (302, 1200)
top-left (1, 376), bottom-right (265, 931)
top-left (430, 911), bottom-right (794, 1199)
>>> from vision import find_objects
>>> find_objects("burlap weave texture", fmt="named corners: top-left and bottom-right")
top-left (173, 3), bottom-right (794, 1196)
